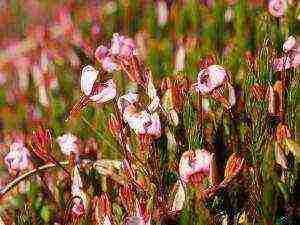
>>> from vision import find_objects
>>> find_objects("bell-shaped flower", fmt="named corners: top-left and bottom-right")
top-left (57, 133), bottom-right (79, 156)
top-left (194, 65), bottom-right (229, 94)
top-left (283, 36), bottom-right (297, 53)
top-left (80, 65), bottom-right (117, 103)
top-left (71, 166), bottom-right (88, 218)
top-left (171, 180), bottom-right (186, 212)
top-left (68, 66), bottom-right (117, 120)
top-left (81, 65), bottom-right (99, 97)
top-left (179, 149), bottom-right (214, 184)
top-left (118, 92), bottom-right (161, 138)
top-left (123, 106), bottom-right (161, 138)
top-left (4, 142), bottom-right (29, 173)
top-left (268, 0), bottom-right (287, 18)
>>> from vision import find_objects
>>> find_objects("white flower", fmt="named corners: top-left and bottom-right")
top-left (157, 0), bottom-right (168, 27)
top-left (57, 133), bottom-right (78, 156)
top-left (172, 180), bottom-right (186, 212)
top-left (81, 65), bottom-right (99, 96)
top-left (80, 65), bottom-right (117, 103)
top-left (71, 166), bottom-right (88, 216)
top-left (194, 65), bottom-right (228, 94)
top-left (283, 35), bottom-right (296, 52)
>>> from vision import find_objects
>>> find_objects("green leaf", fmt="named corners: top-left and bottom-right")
top-left (40, 205), bottom-right (51, 223)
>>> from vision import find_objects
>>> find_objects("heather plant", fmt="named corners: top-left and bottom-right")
top-left (0, 1), bottom-right (299, 225)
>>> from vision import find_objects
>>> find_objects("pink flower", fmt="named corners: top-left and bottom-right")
top-left (4, 142), bottom-right (29, 172)
top-left (80, 65), bottom-right (117, 103)
top-left (110, 33), bottom-right (137, 57)
top-left (273, 56), bottom-right (293, 71)
top-left (283, 36), bottom-right (296, 52)
top-left (57, 133), bottom-right (79, 156)
top-left (179, 149), bottom-right (213, 184)
top-left (118, 93), bottom-right (161, 138)
top-left (95, 45), bottom-right (119, 72)
top-left (194, 65), bottom-right (228, 94)
top-left (268, 0), bottom-right (287, 18)
top-left (0, 70), bottom-right (6, 86)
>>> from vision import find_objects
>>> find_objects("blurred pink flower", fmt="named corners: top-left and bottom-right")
top-left (194, 65), bottom-right (228, 94)
top-left (157, 0), bottom-right (168, 27)
top-left (91, 23), bottom-right (101, 37)
top-left (0, 70), bottom-right (6, 86)
top-left (273, 56), bottom-right (293, 71)
top-left (179, 149), bottom-right (213, 184)
top-left (111, 33), bottom-right (137, 57)
top-left (4, 142), bottom-right (29, 172)
top-left (80, 65), bottom-right (117, 103)
top-left (57, 133), bottom-right (79, 156)
top-left (268, 0), bottom-right (287, 18)
top-left (102, 57), bottom-right (120, 72)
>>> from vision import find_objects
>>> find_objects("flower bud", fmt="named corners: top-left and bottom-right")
top-left (108, 113), bottom-right (122, 138)
top-left (276, 123), bottom-right (291, 142)
top-left (250, 83), bottom-right (263, 100)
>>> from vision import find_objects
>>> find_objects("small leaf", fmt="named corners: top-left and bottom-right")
top-left (40, 205), bottom-right (51, 223)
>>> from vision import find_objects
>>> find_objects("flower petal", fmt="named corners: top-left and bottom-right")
top-left (179, 149), bottom-right (212, 183)
top-left (172, 180), bottom-right (185, 212)
top-left (90, 79), bottom-right (117, 103)
top-left (81, 65), bottom-right (99, 96)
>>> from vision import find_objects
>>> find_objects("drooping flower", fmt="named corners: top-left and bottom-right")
top-left (118, 92), bottom-right (161, 138)
top-left (268, 0), bottom-right (287, 18)
top-left (71, 166), bottom-right (88, 218)
top-left (194, 65), bottom-right (229, 94)
top-left (172, 180), bottom-right (186, 212)
top-left (80, 65), bottom-right (117, 102)
top-left (274, 36), bottom-right (300, 71)
top-left (57, 133), bottom-right (79, 156)
top-left (4, 142), bottom-right (29, 172)
top-left (179, 149), bottom-right (214, 184)
top-left (283, 36), bottom-right (296, 52)
top-left (68, 66), bottom-right (117, 119)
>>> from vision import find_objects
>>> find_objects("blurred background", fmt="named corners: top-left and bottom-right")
top-left (0, 0), bottom-right (299, 223)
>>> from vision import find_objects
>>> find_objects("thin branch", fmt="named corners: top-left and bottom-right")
top-left (0, 161), bottom-right (68, 198)
top-left (0, 160), bottom-right (127, 199)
